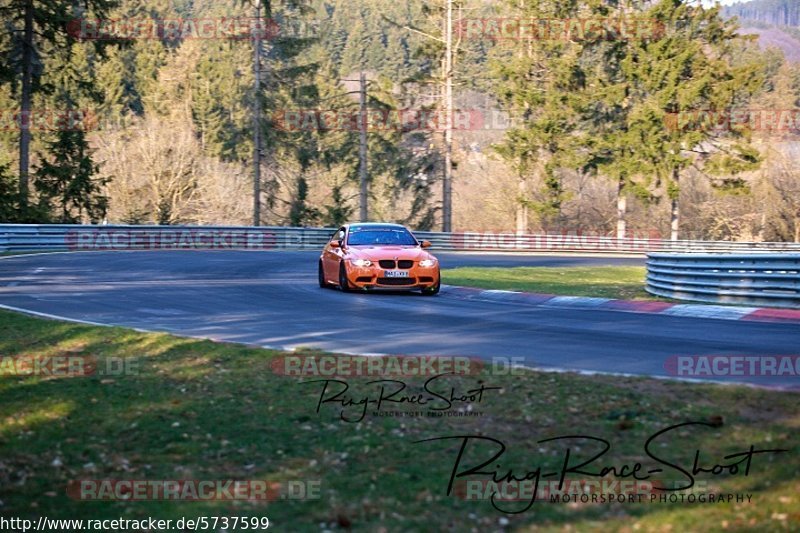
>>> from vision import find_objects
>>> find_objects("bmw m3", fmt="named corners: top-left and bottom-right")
top-left (318, 223), bottom-right (440, 295)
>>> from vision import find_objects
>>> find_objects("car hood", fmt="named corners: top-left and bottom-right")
top-left (346, 246), bottom-right (433, 262)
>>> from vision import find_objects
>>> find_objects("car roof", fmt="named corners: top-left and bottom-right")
top-left (346, 223), bottom-right (408, 230)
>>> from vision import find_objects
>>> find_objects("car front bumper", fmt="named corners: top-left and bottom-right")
top-left (345, 264), bottom-right (439, 290)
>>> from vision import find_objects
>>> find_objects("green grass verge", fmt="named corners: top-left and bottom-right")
top-left (0, 309), bottom-right (797, 531)
top-left (442, 266), bottom-right (653, 300)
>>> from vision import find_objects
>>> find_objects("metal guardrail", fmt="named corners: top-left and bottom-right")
top-left (2, 224), bottom-right (800, 255)
top-left (646, 253), bottom-right (800, 308)
top-left (5, 225), bottom-right (800, 307)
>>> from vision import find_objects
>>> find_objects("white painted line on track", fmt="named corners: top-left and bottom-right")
top-left (661, 304), bottom-right (760, 320)
top-left (0, 251), bottom-right (76, 260)
top-left (0, 302), bottom-right (790, 390)
top-left (0, 302), bottom-right (128, 328)
top-left (545, 296), bottom-right (613, 307)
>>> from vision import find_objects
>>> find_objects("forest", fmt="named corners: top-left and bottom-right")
top-left (723, 0), bottom-right (800, 27)
top-left (1, 0), bottom-right (799, 241)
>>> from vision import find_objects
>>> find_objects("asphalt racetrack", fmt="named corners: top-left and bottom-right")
top-left (1, 250), bottom-right (798, 389)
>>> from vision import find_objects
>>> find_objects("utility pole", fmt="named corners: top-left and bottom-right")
top-left (515, 0), bottom-right (528, 236)
top-left (442, 0), bottom-right (454, 233)
top-left (358, 71), bottom-right (368, 222)
top-left (252, 0), bottom-right (263, 227)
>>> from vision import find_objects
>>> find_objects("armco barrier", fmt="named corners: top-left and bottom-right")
top-left (646, 253), bottom-right (800, 309)
top-left (2, 224), bottom-right (800, 255)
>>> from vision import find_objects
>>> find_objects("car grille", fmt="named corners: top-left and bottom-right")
top-left (378, 259), bottom-right (414, 269)
top-left (377, 277), bottom-right (416, 286)
top-left (418, 277), bottom-right (434, 283)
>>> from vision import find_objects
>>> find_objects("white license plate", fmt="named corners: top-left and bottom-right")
top-left (384, 270), bottom-right (409, 278)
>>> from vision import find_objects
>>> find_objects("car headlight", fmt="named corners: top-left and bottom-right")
top-left (419, 259), bottom-right (437, 268)
top-left (351, 259), bottom-right (372, 267)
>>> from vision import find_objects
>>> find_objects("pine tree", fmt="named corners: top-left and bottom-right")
top-left (339, 17), bottom-right (368, 75)
top-left (322, 182), bottom-right (354, 226)
top-left (490, 0), bottom-right (584, 232)
top-left (0, 0), bottom-right (120, 215)
top-left (288, 175), bottom-right (320, 225)
top-left (0, 163), bottom-right (20, 222)
top-left (34, 128), bottom-right (108, 223)
top-left (621, 1), bottom-right (768, 240)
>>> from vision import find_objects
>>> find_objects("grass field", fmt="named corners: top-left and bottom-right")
top-left (442, 266), bottom-right (654, 300)
top-left (0, 309), bottom-right (797, 532)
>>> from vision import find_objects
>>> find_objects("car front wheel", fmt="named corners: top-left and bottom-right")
top-left (421, 271), bottom-right (440, 296)
top-left (339, 262), bottom-right (352, 292)
top-left (318, 260), bottom-right (327, 288)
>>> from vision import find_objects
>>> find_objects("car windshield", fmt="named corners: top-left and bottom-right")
top-left (347, 227), bottom-right (418, 246)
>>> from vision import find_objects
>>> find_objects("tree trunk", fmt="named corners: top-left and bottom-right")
top-left (616, 177), bottom-right (627, 239)
top-left (19, 0), bottom-right (35, 210)
top-left (515, 177), bottom-right (528, 235)
top-left (441, 0), bottom-right (453, 232)
top-left (252, 0), bottom-right (263, 226)
top-left (795, 213), bottom-right (800, 243)
top-left (358, 71), bottom-right (368, 222)
top-left (670, 168), bottom-right (680, 241)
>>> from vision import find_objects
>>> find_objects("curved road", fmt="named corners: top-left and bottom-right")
top-left (0, 251), bottom-right (797, 389)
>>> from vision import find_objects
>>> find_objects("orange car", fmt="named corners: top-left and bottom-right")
top-left (319, 223), bottom-right (440, 295)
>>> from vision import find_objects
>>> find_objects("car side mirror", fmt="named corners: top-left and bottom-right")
top-left (420, 240), bottom-right (432, 249)
top-left (330, 240), bottom-right (341, 248)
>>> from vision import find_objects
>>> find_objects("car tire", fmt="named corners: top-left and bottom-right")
top-left (318, 260), bottom-right (327, 288)
top-left (339, 262), bottom-right (352, 292)
top-left (421, 271), bottom-right (440, 296)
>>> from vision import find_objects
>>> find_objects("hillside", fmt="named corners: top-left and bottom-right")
top-left (724, 0), bottom-right (800, 26)
top-left (739, 25), bottom-right (800, 62)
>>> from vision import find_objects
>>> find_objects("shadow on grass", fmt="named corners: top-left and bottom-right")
top-left (0, 310), bottom-right (798, 532)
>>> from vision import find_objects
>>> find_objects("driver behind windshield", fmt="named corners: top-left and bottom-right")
top-left (347, 229), bottom-right (417, 246)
